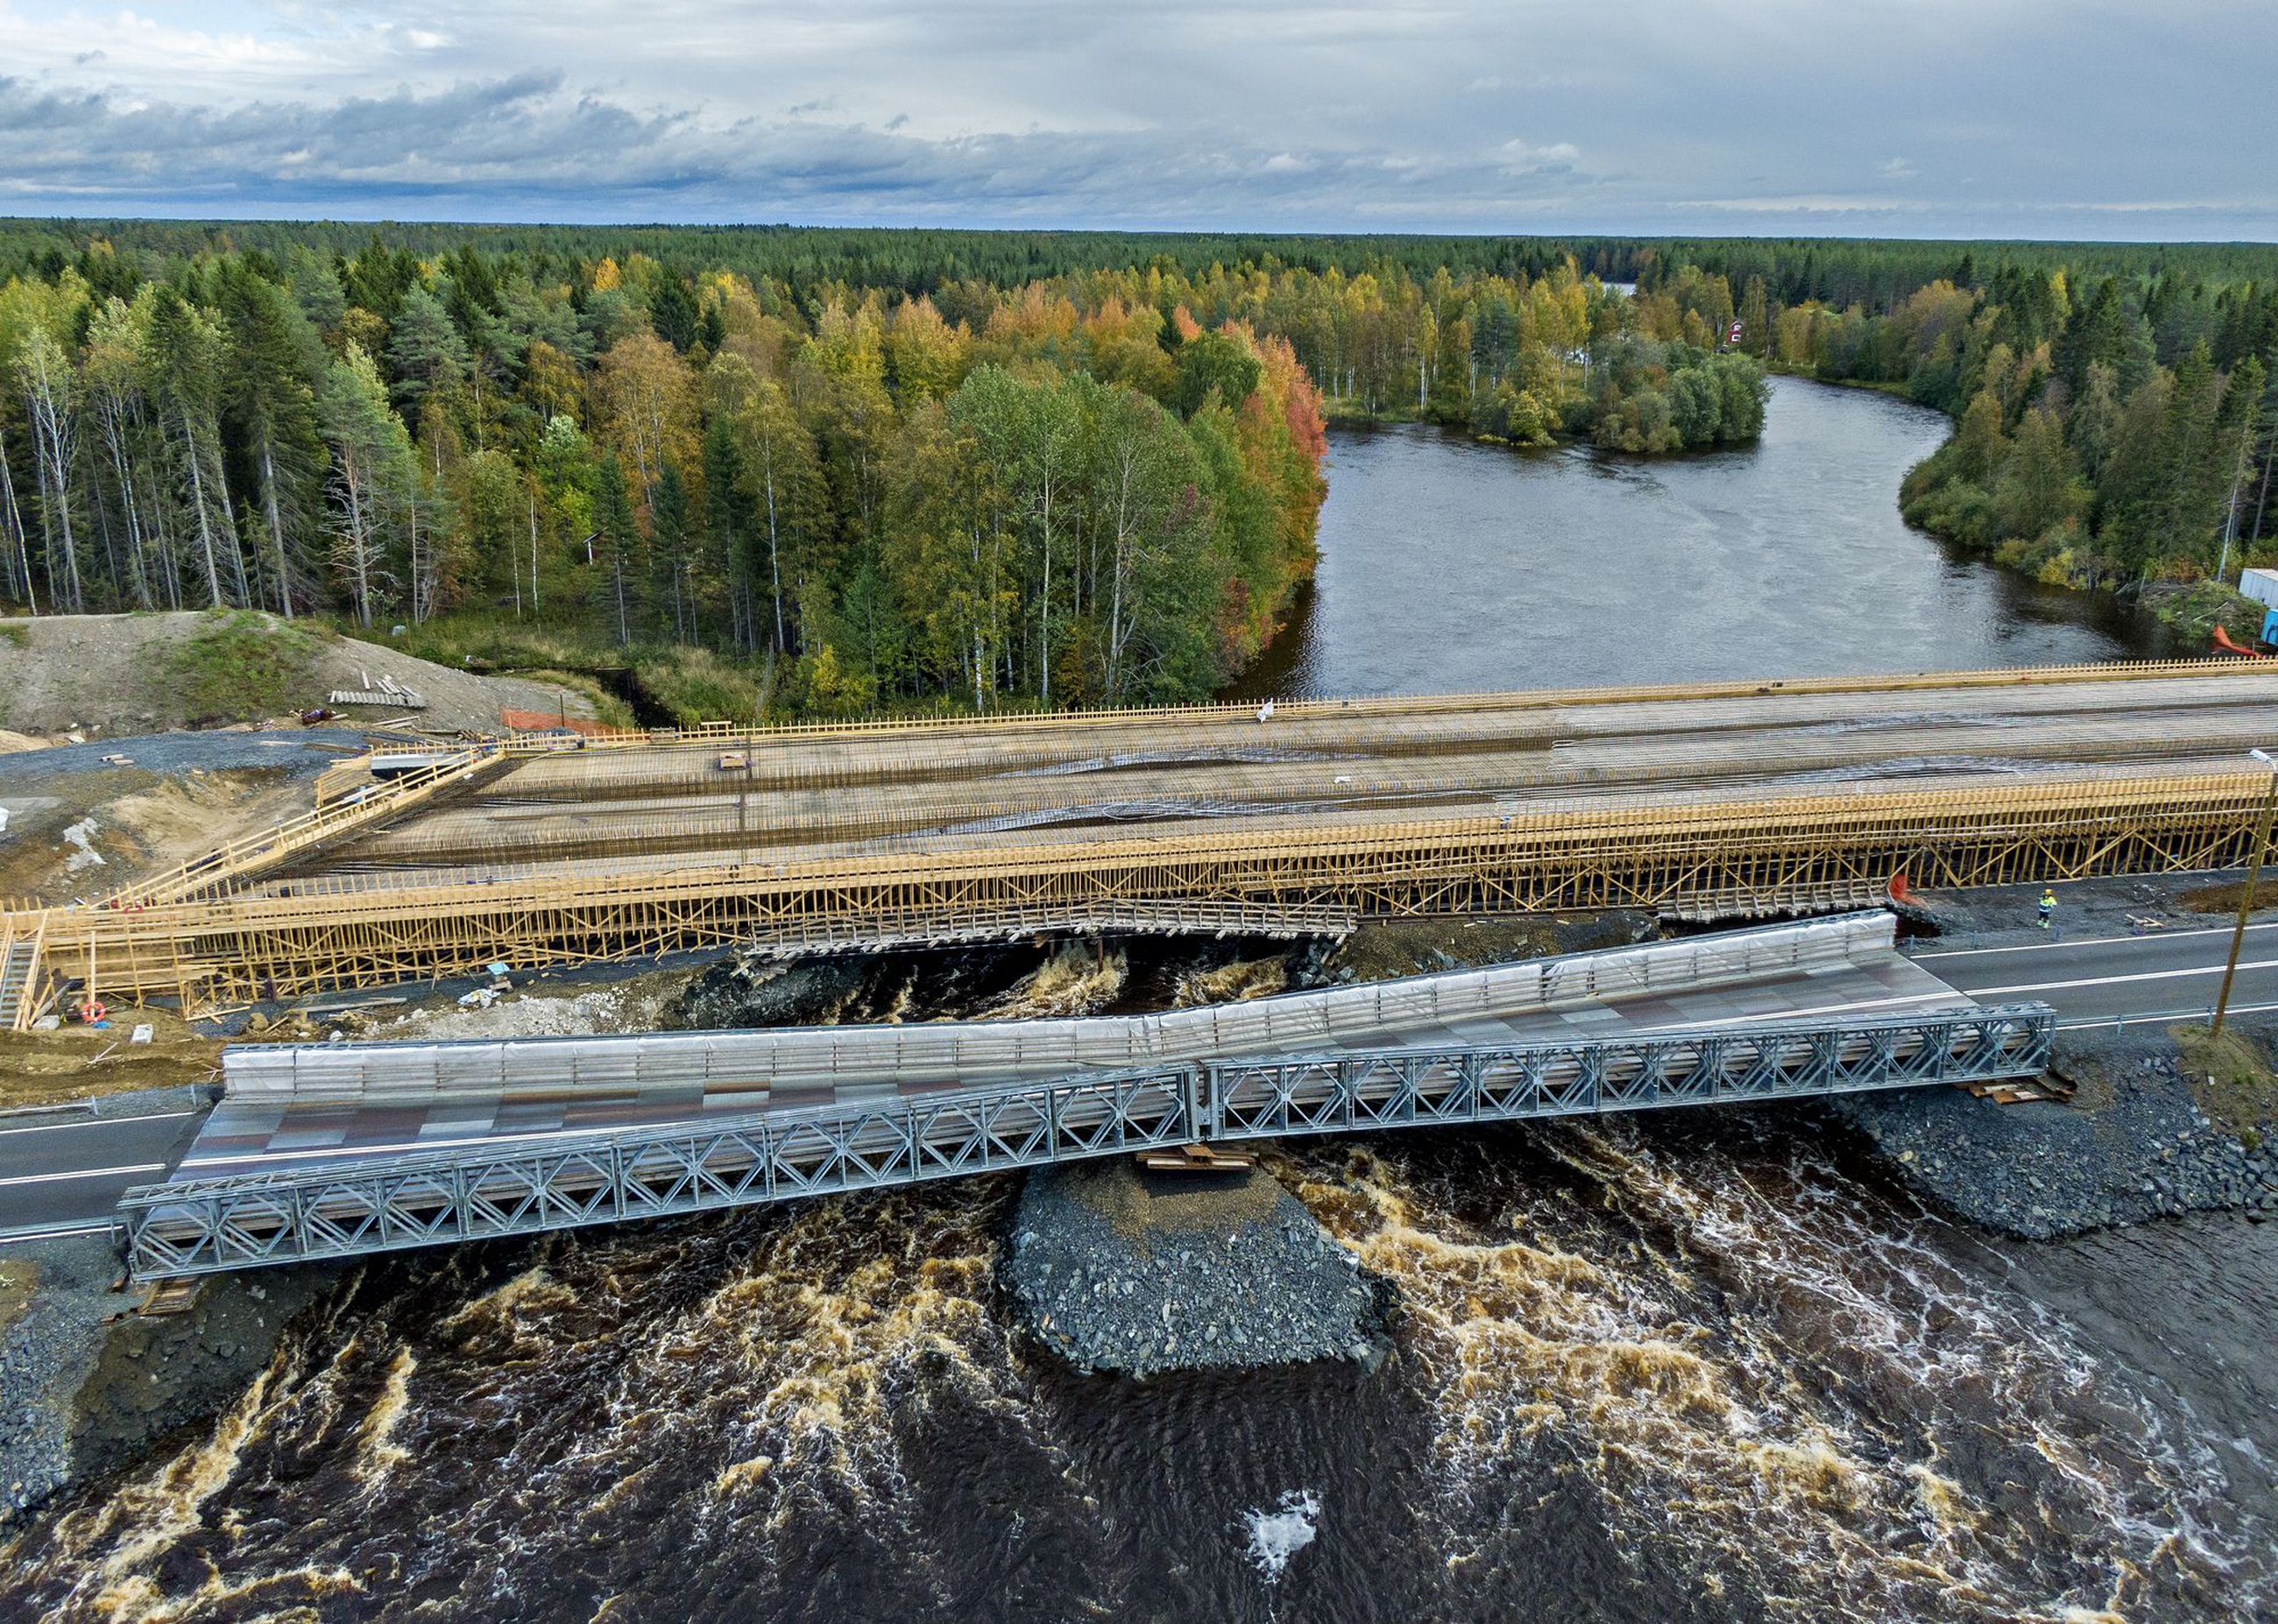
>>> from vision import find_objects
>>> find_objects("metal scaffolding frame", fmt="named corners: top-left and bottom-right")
top-left (118, 1002), bottom-right (2052, 1278)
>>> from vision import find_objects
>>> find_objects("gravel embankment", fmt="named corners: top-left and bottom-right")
top-left (1838, 1031), bottom-right (2278, 1239)
top-left (1001, 1159), bottom-right (1384, 1378)
top-left (0, 1228), bottom-right (334, 1527)
top-left (0, 610), bottom-right (597, 737)
top-left (0, 1233), bottom-right (124, 1522)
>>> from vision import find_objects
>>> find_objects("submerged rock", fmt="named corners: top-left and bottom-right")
top-left (1001, 1158), bottom-right (1385, 1379)
top-left (678, 955), bottom-right (869, 1029)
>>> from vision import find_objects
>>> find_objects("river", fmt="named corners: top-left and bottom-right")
top-left (1232, 376), bottom-right (2176, 700)
top-left (4, 379), bottom-right (2273, 1624)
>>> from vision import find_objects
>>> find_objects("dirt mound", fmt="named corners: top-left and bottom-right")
top-left (0, 755), bottom-right (322, 902)
top-left (0, 611), bottom-right (596, 737)
top-left (0, 1007), bottom-right (224, 1108)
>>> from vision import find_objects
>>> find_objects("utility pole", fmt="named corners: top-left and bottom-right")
top-left (2213, 747), bottom-right (2278, 1034)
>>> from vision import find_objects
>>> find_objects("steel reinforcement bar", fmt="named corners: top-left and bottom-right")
top-left (116, 1002), bottom-right (2053, 1278)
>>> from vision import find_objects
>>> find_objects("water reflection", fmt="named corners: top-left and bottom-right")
top-left (1231, 378), bottom-right (2175, 702)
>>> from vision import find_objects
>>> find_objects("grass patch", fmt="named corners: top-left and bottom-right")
top-left (634, 646), bottom-right (769, 728)
top-left (168, 610), bottom-right (325, 723)
top-left (0, 622), bottom-right (28, 648)
top-left (2170, 1022), bottom-right (2278, 1138)
top-left (511, 669), bottom-right (636, 730)
top-left (375, 611), bottom-right (612, 675)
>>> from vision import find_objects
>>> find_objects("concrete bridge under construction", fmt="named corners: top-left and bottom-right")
top-left (5, 657), bottom-right (2278, 1024)
top-left (112, 915), bottom-right (2052, 1278)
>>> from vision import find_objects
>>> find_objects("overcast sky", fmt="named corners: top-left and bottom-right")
top-left (2, 1), bottom-right (2271, 238)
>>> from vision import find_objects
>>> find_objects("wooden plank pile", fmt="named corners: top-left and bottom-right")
top-left (328, 672), bottom-right (428, 710)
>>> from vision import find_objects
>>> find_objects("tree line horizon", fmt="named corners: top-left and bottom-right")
top-left (1, 222), bottom-right (2271, 716)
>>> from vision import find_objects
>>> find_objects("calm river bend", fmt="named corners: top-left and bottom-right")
top-left (4, 378), bottom-right (2274, 1624)
top-left (1233, 374), bottom-right (2176, 699)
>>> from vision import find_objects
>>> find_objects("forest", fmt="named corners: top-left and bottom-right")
top-left (2, 222), bottom-right (2274, 715)
top-left (1764, 264), bottom-right (2277, 590)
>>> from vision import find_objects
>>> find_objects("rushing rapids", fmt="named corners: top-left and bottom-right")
top-left (4, 1106), bottom-right (2272, 1623)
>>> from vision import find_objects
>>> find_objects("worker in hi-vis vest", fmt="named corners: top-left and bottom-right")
top-left (2036, 887), bottom-right (2057, 929)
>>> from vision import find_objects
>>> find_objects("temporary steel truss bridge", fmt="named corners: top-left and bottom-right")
top-left (119, 1002), bottom-right (2052, 1279)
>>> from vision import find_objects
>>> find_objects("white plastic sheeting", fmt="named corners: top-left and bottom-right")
top-left (223, 914), bottom-right (1902, 1107)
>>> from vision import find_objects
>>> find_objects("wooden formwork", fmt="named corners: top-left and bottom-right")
top-left (103, 745), bottom-right (510, 907)
top-left (14, 769), bottom-right (2264, 1016)
top-left (499, 656), bottom-right (2278, 753)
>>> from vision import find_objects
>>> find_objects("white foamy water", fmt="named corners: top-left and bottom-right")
top-left (1242, 1489), bottom-right (1321, 1582)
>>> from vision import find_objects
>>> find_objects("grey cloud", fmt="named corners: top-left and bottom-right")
top-left (0, 73), bottom-right (1612, 222)
top-left (1, 1), bottom-right (2274, 236)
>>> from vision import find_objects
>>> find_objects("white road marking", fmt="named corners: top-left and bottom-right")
top-left (0, 1110), bottom-right (198, 1140)
top-left (0, 1221), bottom-right (118, 1244)
top-left (1917, 921), bottom-right (2278, 960)
top-left (1959, 957), bottom-right (2278, 999)
top-left (2058, 999), bottom-right (2278, 1031)
top-left (0, 1162), bottom-right (166, 1189)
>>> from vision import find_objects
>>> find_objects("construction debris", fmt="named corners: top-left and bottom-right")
top-left (327, 671), bottom-right (428, 710)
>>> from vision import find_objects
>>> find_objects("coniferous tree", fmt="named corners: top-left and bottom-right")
top-left (592, 452), bottom-right (641, 647)
top-left (218, 262), bottom-right (325, 614)
top-left (317, 343), bottom-right (414, 626)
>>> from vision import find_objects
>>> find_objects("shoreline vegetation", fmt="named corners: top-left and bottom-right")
top-left (1749, 251), bottom-right (2275, 638)
top-left (3, 225), bottom-right (2274, 722)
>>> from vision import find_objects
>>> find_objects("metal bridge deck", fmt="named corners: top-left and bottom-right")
top-left (111, 916), bottom-right (2056, 1280)
top-left (169, 915), bottom-right (1936, 1181)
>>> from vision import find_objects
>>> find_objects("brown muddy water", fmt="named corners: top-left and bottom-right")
top-left (6, 385), bottom-right (2274, 1620)
top-left (4, 1109), bottom-right (2272, 1621)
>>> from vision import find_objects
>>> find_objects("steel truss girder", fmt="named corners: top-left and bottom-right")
top-left (117, 1004), bottom-right (2051, 1279)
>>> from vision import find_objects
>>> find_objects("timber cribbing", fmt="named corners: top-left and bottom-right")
top-left (19, 768), bottom-right (2267, 1013)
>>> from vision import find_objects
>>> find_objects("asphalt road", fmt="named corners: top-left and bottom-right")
top-left (8, 919), bottom-right (2278, 1250)
top-left (0, 1105), bottom-right (207, 1243)
top-left (0, 728), bottom-right (367, 787)
top-left (1914, 919), bottom-right (2278, 1029)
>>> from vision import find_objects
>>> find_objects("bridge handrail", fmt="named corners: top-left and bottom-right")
top-left (93, 744), bottom-right (504, 909)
